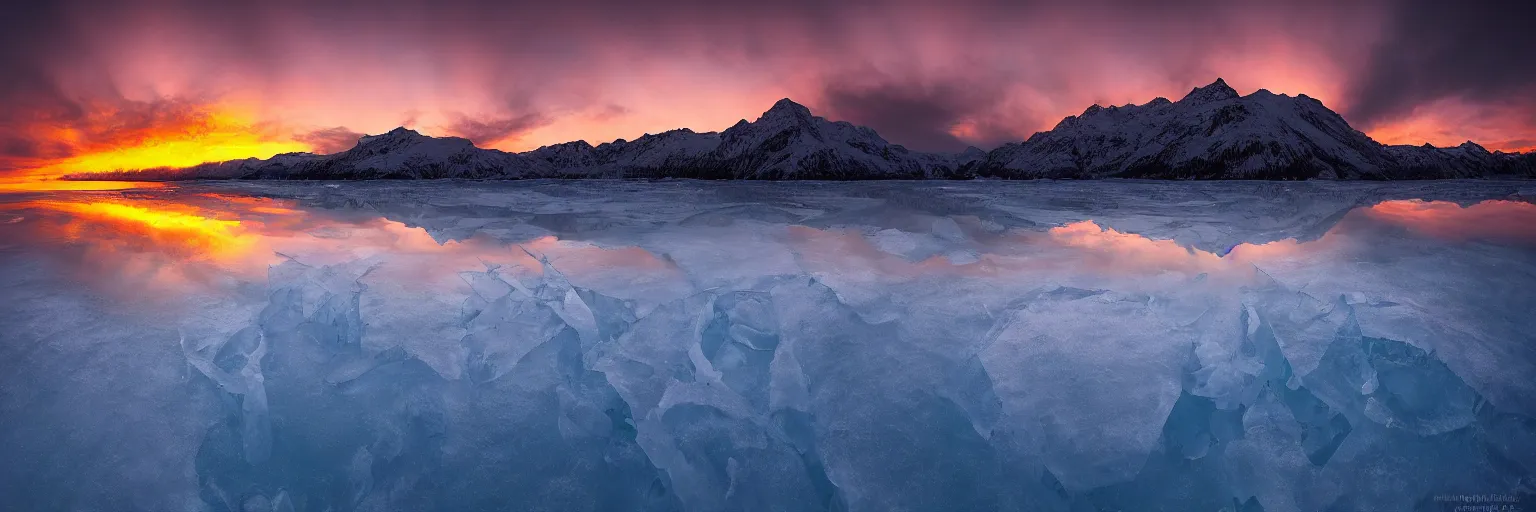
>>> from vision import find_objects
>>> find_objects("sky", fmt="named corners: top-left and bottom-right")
top-left (1, 0), bottom-right (1532, 179)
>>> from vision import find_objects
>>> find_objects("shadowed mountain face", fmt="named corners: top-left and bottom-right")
top-left (71, 80), bottom-right (1536, 181)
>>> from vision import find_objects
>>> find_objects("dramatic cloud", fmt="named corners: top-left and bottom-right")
top-left (0, 0), bottom-right (1531, 178)
top-left (821, 73), bottom-right (1016, 152)
top-left (442, 112), bottom-right (552, 147)
top-left (1345, 0), bottom-right (1536, 127)
top-left (294, 127), bottom-right (366, 154)
top-left (1367, 97), bottom-right (1536, 152)
top-left (0, 92), bottom-right (308, 180)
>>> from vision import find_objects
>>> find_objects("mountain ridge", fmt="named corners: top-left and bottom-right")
top-left (66, 80), bottom-right (1536, 181)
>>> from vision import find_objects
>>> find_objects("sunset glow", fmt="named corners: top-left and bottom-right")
top-left (0, 181), bottom-right (167, 192)
top-left (23, 198), bottom-right (258, 270)
top-left (1364, 98), bottom-right (1536, 153)
top-left (1, 1), bottom-right (1527, 181)
top-left (19, 108), bottom-right (310, 181)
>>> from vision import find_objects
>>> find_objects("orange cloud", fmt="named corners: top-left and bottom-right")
top-left (1364, 98), bottom-right (1536, 153)
top-left (2, 98), bottom-right (310, 185)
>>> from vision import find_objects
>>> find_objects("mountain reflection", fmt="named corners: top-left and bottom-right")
top-left (6, 185), bottom-right (1532, 302)
top-left (0, 180), bottom-right (168, 192)
top-left (3, 191), bottom-right (688, 301)
top-left (1362, 199), bottom-right (1536, 244)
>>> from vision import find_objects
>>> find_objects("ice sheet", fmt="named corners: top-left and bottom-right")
top-left (0, 179), bottom-right (1532, 511)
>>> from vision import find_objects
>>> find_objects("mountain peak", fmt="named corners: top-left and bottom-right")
top-left (541, 140), bottom-right (594, 151)
top-left (761, 98), bottom-right (814, 121)
top-left (380, 126), bottom-right (423, 138)
top-left (1180, 78), bottom-right (1239, 104)
top-left (357, 127), bottom-right (426, 144)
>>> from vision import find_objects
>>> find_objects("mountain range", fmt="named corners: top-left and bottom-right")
top-left (70, 79), bottom-right (1536, 181)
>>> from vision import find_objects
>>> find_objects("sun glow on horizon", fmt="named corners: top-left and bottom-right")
top-left (1364, 99), bottom-right (1536, 154)
top-left (22, 108), bottom-right (311, 181)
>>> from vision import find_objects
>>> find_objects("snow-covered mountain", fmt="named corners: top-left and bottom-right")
top-left (105, 99), bottom-right (953, 181)
top-left (520, 99), bottom-right (954, 179)
top-left (967, 79), bottom-right (1531, 179)
top-left (200, 128), bottom-right (539, 179)
top-left (1380, 141), bottom-right (1534, 179)
top-left (68, 83), bottom-right (1534, 181)
top-left (699, 98), bottom-right (954, 179)
top-left (522, 129), bottom-right (722, 177)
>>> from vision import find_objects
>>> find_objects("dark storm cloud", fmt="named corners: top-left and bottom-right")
top-left (1, 137), bottom-right (41, 159)
top-left (294, 127), bottom-right (367, 154)
top-left (1495, 139), bottom-right (1536, 151)
top-left (0, 1), bottom-right (78, 171)
top-left (821, 77), bottom-right (1013, 152)
top-left (441, 113), bottom-right (552, 147)
top-left (0, 2), bottom-right (66, 86)
top-left (1346, 0), bottom-right (1536, 125)
top-left (0, 137), bottom-right (41, 172)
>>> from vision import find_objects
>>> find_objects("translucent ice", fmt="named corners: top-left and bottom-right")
top-left (3, 180), bottom-right (1534, 511)
top-left (981, 287), bottom-right (1187, 491)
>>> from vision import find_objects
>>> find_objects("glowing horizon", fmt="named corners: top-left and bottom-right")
top-left (3, 1), bottom-right (1531, 180)
top-left (17, 85), bottom-right (1532, 183)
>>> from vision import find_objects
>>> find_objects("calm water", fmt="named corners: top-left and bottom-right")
top-left (1, 180), bottom-right (1533, 511)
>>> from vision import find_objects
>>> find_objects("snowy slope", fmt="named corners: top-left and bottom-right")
top-left (521, 99), bottom-right (956, 179)
top-left (699, 98), bottom-right (955, 179)
top-left (1381, 141), bottom-right (1536, 178)
top-left (973, 79), bottom-right (1393, 179)
top-left (971, 79), bottom-right (1532, 180)
top-left (160, 128), bottom-right (543, 180)
top-left (522, 128), bottom-right (724, 177)
top-left (163, 100), bottom-right (957, 180)
top-left (247, 128), bottom-right (542, 179)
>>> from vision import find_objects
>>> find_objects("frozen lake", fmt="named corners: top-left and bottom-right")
top-left (1, 180), bottom-right (1533, 511)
